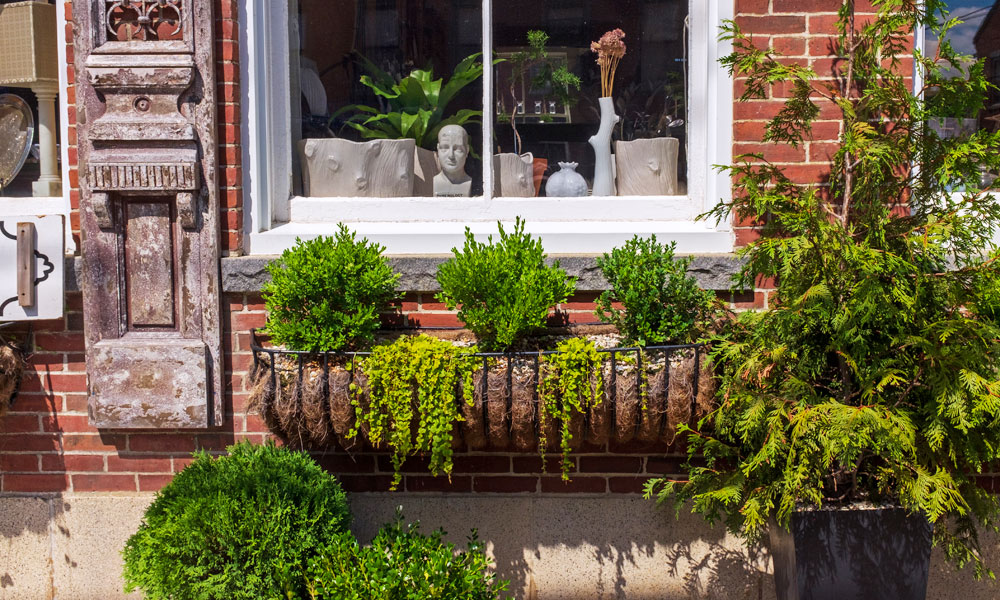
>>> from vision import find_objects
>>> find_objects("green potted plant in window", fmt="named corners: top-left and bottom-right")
top-left (302, 52), bottom-right (487, 196)
top-left (496, 30), bottom-right (581, 196)
top-left (646, 1), bottom-right (1000, 597)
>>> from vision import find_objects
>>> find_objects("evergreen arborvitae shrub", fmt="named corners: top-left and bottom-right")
top-left (306, 514), bottom-right (510, 600)
top-left (595, 235), bottom-right (718, 345)
top-left (646, 0), bottom-right (1000, 577)
top-left (263, 224), bottom-right (400, 351)
top-left (122, 442), bottom-right (351, 599)
top-left (436, 218), bottom-right (576, 350)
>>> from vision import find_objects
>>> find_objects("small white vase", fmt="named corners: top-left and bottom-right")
top-left (545, 162), bottom-right (588, 197)
top-left (589, 96), bottom-right (619, 196)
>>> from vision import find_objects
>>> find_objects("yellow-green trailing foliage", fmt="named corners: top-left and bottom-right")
top-left (352, 335), bottom-right (478, 488)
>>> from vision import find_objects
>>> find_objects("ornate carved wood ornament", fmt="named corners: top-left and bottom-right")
top-left (74, 0), bottom-right (222, 428)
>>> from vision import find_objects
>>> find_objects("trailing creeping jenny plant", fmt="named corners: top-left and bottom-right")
top-left (352, 334), bottom-right (479, 489)
top-left (538, 337), bottom-right (605, 479)
top-left (646, 0), bottom-right (1000, 577)
top-left (436, 217), bottom-right (576, 350)
top-left (262, 224), bottom-right (400, 352)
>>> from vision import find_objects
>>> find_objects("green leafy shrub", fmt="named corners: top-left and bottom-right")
top-left (122, 442), bottom-right (351, 600)
top-left (263, 224), bottom-right (400, 351)
top-left (306, 513), bottom-right (510, 600)
top-left (595, 235), bottom-right (719, 345)
top-left (352, 334), bottom-right (479, 488)
top-left (646, 0), bottom-right (1000, 578)
top-left (436, 218), bottom-right (576, 350)
top-left (538, 337), bottom-right (604, 479)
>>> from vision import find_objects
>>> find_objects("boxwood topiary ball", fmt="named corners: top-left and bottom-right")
top-left (122, 441), bottom-right (350, 600)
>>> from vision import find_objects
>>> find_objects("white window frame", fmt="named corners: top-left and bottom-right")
top-left (0, 0), bottom-right (75, 253)
top-left (242, 0), bottom-right (734, 255)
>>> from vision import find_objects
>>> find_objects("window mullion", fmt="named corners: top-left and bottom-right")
top-left (481, 0), bottom-right (493, 201)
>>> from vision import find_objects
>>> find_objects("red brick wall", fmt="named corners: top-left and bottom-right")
top-left (63, 1), bottom-right (80, 249)
top-left (731, 0), bottom-right (915, 248)
top-left (217, 0), bottom-right (244, 256)
top-left (9, 1), bottom-right (979, 496)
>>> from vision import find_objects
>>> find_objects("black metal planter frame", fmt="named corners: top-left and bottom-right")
top-left (249, 328), bottom-right (710, 442)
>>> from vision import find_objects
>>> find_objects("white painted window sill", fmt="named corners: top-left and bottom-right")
top-left (288, 194), bottom-right (702, 223)
top-left (249, 218), bottom-right (733, 255)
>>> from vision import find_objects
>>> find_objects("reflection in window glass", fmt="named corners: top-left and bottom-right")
top-left (0, 87), bottom-right (57, 197)
top-left (292, 0), bottom-right (483, 197)
top-left (290, 0), bottom-right (689, 198)
top-left (926, 1), bottom-right (997, 187)
top-left (492, 0), bottom-right (689, 197)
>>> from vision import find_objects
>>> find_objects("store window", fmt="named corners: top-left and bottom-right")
top-left (244, 0), bottom-right (733, 254)
top-left (922, 1), bottom-right (998, 191)
top-left (0, 0), bottom-right (68, 204)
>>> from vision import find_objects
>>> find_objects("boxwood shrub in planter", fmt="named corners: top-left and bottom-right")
top-left (647, 0), bottom-right (1000, 595)
top-left (435, 216), bottom-right (576, 351)
top-left (262, 224), bottom-right (400, 353)
top-left (595, 234), bottom-right (720, 347)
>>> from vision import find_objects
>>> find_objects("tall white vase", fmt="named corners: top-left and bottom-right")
top-left (589, 96), bottom-right (620, 196)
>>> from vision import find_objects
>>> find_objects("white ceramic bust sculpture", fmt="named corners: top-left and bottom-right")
top-left (433, 124), bottom-right (472, 197)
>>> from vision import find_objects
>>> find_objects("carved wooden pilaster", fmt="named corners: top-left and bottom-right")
top-left (74, 0), bottom-right (222, 428)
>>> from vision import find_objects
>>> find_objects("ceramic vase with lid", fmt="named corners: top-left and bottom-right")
top-left (545, 162), bottom-right (588, 197)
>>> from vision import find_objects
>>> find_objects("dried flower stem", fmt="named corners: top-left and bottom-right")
top-left (592, 28), bottom-right (627, 98)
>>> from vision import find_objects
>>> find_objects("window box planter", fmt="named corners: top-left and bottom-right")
top-left (247, 329), bottom-right (715, 452)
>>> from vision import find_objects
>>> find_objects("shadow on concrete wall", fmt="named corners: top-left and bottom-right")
top-left (347, 495), bottom-right (772, 599)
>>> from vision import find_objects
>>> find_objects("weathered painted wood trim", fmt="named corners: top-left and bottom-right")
top-left (74, 0), bottom-right (222, 429)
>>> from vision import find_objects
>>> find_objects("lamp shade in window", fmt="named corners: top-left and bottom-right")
top-left (0, 1), bottom-right (58, 86)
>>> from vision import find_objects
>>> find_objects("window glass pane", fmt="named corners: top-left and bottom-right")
top-left (925, 1), bottom-right (997, 188)
top-left (0, 0), bottom-right (61, 199)
top-left (0, 87), bottom-right (62, 197)
top-left (492, 0), bottom-right (688, 197)
top-left (292, 0), bottom-right (483, 197)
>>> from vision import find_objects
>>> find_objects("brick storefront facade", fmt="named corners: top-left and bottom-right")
top-left (1, 1), bottom-right (997, 598)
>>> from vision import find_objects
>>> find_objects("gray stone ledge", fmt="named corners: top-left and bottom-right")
top-left (220, 254), bottom-right (746, 294)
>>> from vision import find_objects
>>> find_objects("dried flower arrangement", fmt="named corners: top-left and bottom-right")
top-left (591, 28), bottom-right (626, 98)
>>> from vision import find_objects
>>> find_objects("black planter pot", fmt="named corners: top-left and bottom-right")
top-left (769, 506), bottom-right (932, 600)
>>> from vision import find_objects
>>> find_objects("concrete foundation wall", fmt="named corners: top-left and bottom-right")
top-left (2, 494), bottom-right (998, 600)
